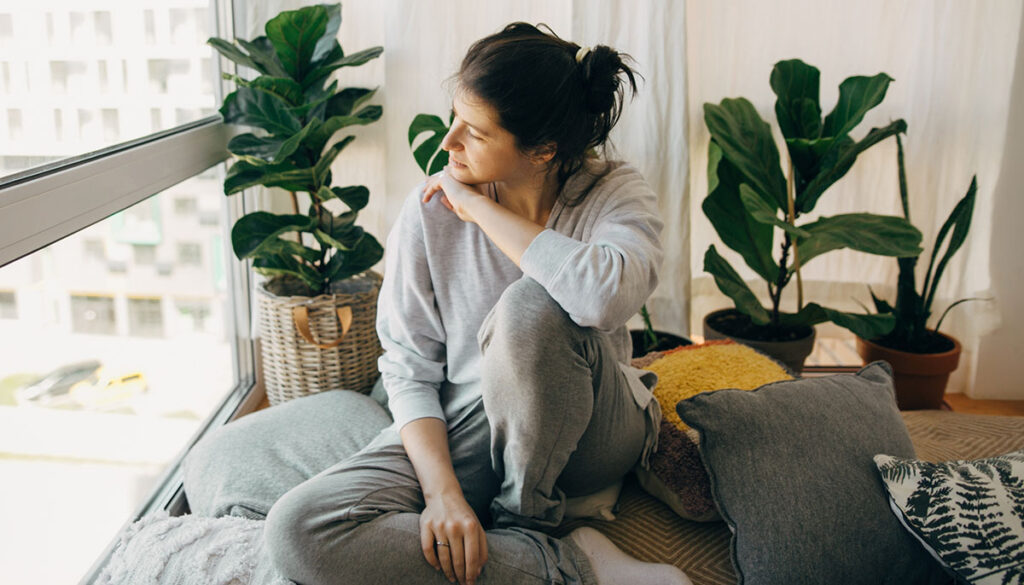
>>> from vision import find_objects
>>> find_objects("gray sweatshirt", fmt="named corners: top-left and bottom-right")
top-left (376, 161), bottom-right (664, 431)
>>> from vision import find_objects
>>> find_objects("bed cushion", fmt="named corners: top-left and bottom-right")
top-left (674, 361), bottom-right (947, 585)
top-left (633, 341), bottom-right (791, 521)
top-left (875, 449), bottom-right (1024, 584)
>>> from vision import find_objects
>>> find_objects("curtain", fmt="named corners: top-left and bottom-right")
top-left (685, 0), bottom-right (1021, 393)
top-left (235, 0), bottom-right (1020, 395)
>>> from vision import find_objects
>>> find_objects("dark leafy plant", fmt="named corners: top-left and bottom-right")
top-left (408, 113), bottom-right (452, 175)
top-left (866, 134), bottom-right (980, 352)
top-left (209, 3), bottom-right (383, 296)
top-left (703, 59), bottom-right (923, 340)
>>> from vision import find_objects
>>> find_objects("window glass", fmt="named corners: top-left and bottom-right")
top-left (0, 172), bottom-right (234, 584)
top-left (0, 1), bottom-right (217, 180)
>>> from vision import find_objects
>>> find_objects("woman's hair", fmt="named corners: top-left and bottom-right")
top-left (456, 23), bottom-right (638, 199)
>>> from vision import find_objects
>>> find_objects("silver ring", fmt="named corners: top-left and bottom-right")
top-left (435, 541), bottom-right (450, 547)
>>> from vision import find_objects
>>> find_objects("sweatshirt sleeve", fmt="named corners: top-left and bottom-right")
top-left (519, 167), bottom-right (664, 331)
top-left (376, 188), bottom-right (448, 430)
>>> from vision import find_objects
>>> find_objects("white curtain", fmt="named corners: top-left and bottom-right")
top-left (236, 0), bottom-right (1020, 394)
top-left (686, 0), bottom-right (1021, 393)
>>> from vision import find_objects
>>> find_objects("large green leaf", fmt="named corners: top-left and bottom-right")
top-left (703, 98), bottom-right (789, 211)
top-left (923, 176), bottom-right (977, 313)
top-left (312, 207), bottom-right (361, 251)
top-left (770, 59), bottom-right (822, 141)
top-left (324, 233), bottom-right (384, 281)
top-left (228, 133), bottom-right (286, 160)
top-left (301, 46), bottom-right (383, 90)
top-left (246, 76), bottom-right (305, 106)
top-left (795, 213), bottom-right (922, 267)
top-left (230, 212), bottom-right (315, 259)
top-left (305, 108), bottom-right (379, 156)
top-left (703, 141), bottom-right (778, 282)
top-left (220, 86), bottom-right (302, 136)
top-left (703, 245), bottom-right (771, 324)
top-left (312, 3), bottom-right (341, 64)
top-left (329, 186), bottom-right (370, 211)
top-left (208, 38), bottom-right (264, 74)
top-left (797, 118), bottom-right (907, 213)
top-left (265, 4), bottom-right (329, 82)
top-left (325, 87), bottom-right (378, 119)
top-left (224, 159), bottom-right (314, 194)
top-left (408, 114), bottom-right (451, 175)
top-left (739, 184), bottom-right (810, 239)
top-left (237, 37), bottom-right (289, 79)
top-left (253, 253), bottom-right (322, 292)
top-left (313, 135), bottom-right (356, 187)
top-left (780, 303), bottom-right (895, 338)
top-left (822, 73), bottom-right (894, 139)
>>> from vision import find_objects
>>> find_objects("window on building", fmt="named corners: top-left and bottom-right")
top-left (83, 238), bottom-right (105, 263)
top-left (0, 14), bottom-right (13, 46)
top-left (175, 299), bottom-right (211, 332)
top-left (173, 196), bottom-right (197, 215)
top-left (127, 297), bottom-right (164, 338)
top-left (94, 11), bottom-right (112, 46)
top-left (177, 242), bottom-right (202, 266)
top-left (0, 290), bottom-right (16, 319)
top-left (70, 294), bottom-right (117, 335)
top-left (7, 108), bottom-right (22, 141)
top-left (102, 108), bottom-right (118, 142)
top-left (132, 244), bottom-right (157, 265)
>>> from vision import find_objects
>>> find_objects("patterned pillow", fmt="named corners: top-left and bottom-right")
top-left (632, 340), bottom-right (791, 521)
top-left (875, 449), bottom-right (1024, 584)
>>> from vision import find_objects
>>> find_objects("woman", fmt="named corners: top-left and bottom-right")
top-left (184, 23), bottom-right (689, 585)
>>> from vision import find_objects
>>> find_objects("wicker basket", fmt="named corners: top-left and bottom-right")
top-left (256, 270), bottom-right (383, 405)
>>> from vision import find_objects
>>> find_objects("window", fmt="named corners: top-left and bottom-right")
top-left (0, 290), bottom-right (16, 318)
top-left (174, 196), bottom-right (197, 215)
top-left (0, 3), bottom-right (258, 583)
top-left (70, 294), bottom-right (117, 335)
top-left (178, 242), bottom-right (202, 266)
top-left (128, 297), bottom-right (164, 337)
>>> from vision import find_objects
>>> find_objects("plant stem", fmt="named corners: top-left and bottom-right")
top-left (290, 191), bottom-right (301, 245)
top-left (771, 234), bottom-right (792, 329)
top-left (786, 162), bottom-right (803, 310)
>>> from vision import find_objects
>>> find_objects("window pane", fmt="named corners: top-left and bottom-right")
top-left (0, 2), bottom-right (217, 180)
top-left (0, 171), bottom-right (235, 584)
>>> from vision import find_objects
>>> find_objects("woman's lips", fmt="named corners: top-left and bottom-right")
top-left (450, 159), bottom-right (468, 169)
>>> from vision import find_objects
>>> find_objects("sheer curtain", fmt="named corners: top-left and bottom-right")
top-left (233, 0), bottom-right (1020, 395)
top-left (685, 0), bottom-right (1021, 394)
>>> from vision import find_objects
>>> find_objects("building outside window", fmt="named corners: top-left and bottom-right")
top-left (0, 290), bottom-right (15, 319)
top-left (70, 294), bottom-right (117, 335)
top-left (178, 242), bottom-right (202, 266)
top-left (128, 297), bottom-right (164, 338)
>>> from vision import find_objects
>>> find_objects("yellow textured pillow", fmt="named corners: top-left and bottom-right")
top-left (646, 340), bottom-right (792, 433)
top-left (633, 340), bottom-right (793, 521)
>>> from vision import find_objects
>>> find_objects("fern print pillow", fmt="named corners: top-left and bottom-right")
top-left (874, 450), bottom-right (1024, 585)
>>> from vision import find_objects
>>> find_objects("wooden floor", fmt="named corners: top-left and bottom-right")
top-left (943, 393), bottom-right (1024, 417)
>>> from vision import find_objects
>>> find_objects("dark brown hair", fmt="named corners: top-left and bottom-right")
top-left (456, 23), bottom-right (639, 199)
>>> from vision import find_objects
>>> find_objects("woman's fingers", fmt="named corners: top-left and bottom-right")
top-left (449, 532), bottom-right (468, 585)
top-left (436, 537), bottom-right (456, 583)
top-left (463, 526), bottom-right (485, 585)
top-left (420, 525), bottom-right (440, 572)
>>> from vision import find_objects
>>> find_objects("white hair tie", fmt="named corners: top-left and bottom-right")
top-left (575, 46), bottom-right (591, 64)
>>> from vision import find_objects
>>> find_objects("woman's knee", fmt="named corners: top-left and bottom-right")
top-left (479, 277), bottom-right (580, 357)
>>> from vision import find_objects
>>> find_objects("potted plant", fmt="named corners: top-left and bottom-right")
top-left (408, 115), bottom-right (690, 357)
top-left (209, 3), bottom-right (385, 404)
top-left (702, 59), bottom-right (923, 372)
top-left (856, 134), bottom-right (980, 409)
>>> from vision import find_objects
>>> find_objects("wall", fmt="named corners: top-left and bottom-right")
top-left (974, 7), bottom-right (1024, 399)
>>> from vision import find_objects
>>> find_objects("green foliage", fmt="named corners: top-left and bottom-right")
top-left (867, 134), bottom-right (980, 351)
top-left (209, 3), bottom-right (383, 296)
top-left (702, 59), bottom-right (922, 340)
top-left (408, 113), bottom-right (452, 175)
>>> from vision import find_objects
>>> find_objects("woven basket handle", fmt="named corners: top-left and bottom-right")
top-left (291, 305), bottom-right (353, 349)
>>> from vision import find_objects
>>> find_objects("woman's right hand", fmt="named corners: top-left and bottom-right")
top-left (419, 489), bottom-right (488, 585)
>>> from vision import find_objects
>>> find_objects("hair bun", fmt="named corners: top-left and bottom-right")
top-left (580, 45), bottom-right (629, 114)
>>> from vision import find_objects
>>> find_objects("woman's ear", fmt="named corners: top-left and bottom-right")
top-left (529, 143), bottom-right (557, 165)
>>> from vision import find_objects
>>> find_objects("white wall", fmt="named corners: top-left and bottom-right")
top-left (974, 7), bottom-right (1024, 400)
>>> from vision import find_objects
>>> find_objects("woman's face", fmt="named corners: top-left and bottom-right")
top-left (440, 90), bottom-right (544, 186)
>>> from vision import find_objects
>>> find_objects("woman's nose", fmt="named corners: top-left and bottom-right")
top-left (440, 127), bottom-right (461, 152)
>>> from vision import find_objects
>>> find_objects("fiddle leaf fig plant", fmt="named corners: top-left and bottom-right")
top-left (867, 134), bottom-right (981, 353)
top-left (209, 3), bottom-right (383, 297)
top-left (703, 59), bottom-right (923, 341)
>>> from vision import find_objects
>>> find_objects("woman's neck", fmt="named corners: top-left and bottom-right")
top-left (493, 168), bottom-right (560, 226)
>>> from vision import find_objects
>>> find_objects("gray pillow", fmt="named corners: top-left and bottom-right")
top-left (675, 361), bottom-right (947, 585)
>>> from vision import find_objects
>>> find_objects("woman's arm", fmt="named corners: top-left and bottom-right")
top-left (402, 417), bottom-right (488, 585)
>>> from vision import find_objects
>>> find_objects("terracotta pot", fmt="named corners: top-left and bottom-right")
top-left (703, 309), bottom-right (816, 374)
top-left (855, 333), bottom-right (961, 410)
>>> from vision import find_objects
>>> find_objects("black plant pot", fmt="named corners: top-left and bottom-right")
top-left (702, 308), bottom-right (815, 374)
top-left (630, 329), bottom-right (692, 358)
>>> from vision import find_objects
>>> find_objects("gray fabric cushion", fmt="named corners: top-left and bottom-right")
top-left (675, 361), bottom-right (947, 585)
top-left (875, 449), bottom-right (1024, 584)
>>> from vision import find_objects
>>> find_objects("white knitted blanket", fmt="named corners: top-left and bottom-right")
top-left (97, 512), bottom-right (290, 585)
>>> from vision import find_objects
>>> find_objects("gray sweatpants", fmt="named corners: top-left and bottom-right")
top-left (183, 278), bottom-right (657, 585)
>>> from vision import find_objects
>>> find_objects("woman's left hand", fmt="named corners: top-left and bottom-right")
top-left (422, 167), bottom-right (489, 224)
